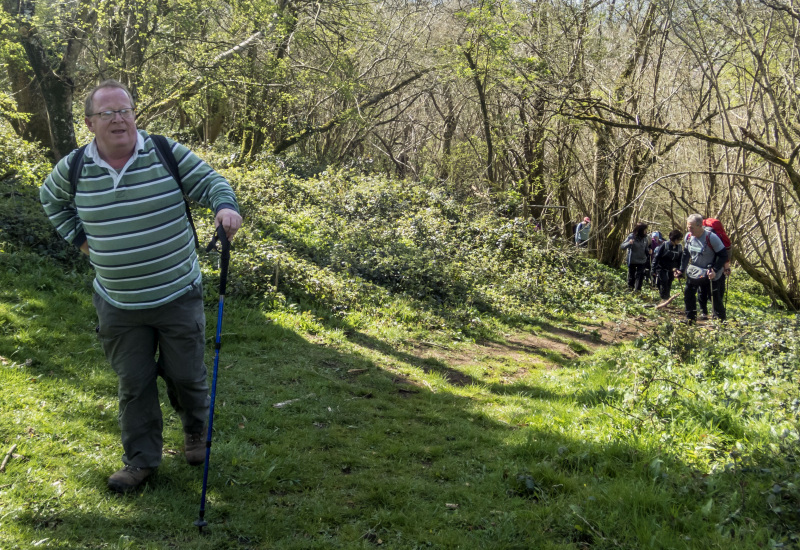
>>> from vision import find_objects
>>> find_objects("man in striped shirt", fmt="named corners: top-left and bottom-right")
top-left (40, 80), bottom-right (243, 493)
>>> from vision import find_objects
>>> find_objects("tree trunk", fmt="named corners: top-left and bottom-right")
top-left (592, 125), bottom-right (616, 262)
top-left (520, 92), bottom-right (546, 219)
top-left (5, 56), bottom-right (51, 147)
top-left (439, 86), bottom-right (458, 180)
top-left (735, 251), bottom-right (800, 311)
top-left (464, 50), bottom-right (495, 185)
top-left (2, 0), bottom-right (92, 160)
top-left (18, 30), bottom-right (77, 160)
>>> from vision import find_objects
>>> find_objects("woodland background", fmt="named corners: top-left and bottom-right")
top-left (1, 0), bottom-right (799, 308)
top-left (4, 2), bottom-right (800, 547)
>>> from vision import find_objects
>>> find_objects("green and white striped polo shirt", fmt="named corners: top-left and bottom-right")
top-left (40, 130), bottom-right (239, 310)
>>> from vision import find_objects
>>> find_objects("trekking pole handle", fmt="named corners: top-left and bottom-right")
top-left (206, 225), bottom-right (231, 295)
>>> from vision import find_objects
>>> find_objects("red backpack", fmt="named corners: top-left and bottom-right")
top-left (702, 218), bottom-right (732, 251)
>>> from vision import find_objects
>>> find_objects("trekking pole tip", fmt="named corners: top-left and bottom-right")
top-left (194, 518), bottom-right (208, 533)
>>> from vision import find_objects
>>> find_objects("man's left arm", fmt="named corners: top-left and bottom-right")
top-left (170, 140), bottom-right (242, 240)
top-left (711, 235), bottom-right (728, 272)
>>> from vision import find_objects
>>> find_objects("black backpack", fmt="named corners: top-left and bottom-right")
top-left (654, 241), bottom-right (682, 268)
top-left (68, 134), bottom-right (200, 248)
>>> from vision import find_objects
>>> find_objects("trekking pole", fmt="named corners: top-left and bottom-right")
top-left (195, 224), bottom-right (231, 533)
top-left (709, 274), bottom-right (714, 317)
top-left (710, 270), bottom-right (720, 319)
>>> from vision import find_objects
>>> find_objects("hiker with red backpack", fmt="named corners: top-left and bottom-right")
top-left (675, 214), bottom-right (729, 323)
top-left (697, 218), bottom-right (732, 319)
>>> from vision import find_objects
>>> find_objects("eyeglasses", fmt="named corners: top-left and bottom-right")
top-left (88, 108), bottom-right (136, 121)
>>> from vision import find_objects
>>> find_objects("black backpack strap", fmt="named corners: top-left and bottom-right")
top-left (68, 145), bottom-right (89, 198)
top-left (150, 134), bottom-right (200, 249)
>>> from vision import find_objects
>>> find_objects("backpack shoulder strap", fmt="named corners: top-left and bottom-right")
top-left (150, 134), bottom-right (182, 190)
top-left (150, 134), bottom-right (200, 249)
top-left (68, 145), bottom-right (89, 198)
top-left (705, 231), bottom-right (718, 256)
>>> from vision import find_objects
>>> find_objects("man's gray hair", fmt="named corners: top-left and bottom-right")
top-left (687, 213), bottom-right (703, 226)
top-left (84, 79), bottom-right (135, 116)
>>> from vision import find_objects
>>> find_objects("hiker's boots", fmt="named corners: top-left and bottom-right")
top-left (108, 465), bottom-right (153, 493)
top-left (184, 430), bottom-right (207, 466)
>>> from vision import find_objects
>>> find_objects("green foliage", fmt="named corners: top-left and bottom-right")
top-left (213, 164), bottom-right (629, 340)
top-left (0, 164), bottom-right (87, 267)
top-left (584, 312), bottom-right (800, 544)
top-left (0, 121), bottom-right (50, 186)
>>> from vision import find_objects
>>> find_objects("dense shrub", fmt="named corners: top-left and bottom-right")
top-left (192, 164), bottom-right (633, 335)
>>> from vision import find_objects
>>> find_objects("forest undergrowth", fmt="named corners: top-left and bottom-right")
top-left (1, 155), bottom-right (799, 549)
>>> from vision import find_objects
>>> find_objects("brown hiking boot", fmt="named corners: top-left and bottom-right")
top-left (107, 465), bottom-right (153, 493)
top-left (184, 430), bottom-right (207, 466)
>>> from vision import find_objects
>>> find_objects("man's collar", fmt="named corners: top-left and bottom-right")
top-left (85, 131), bottom-right (145, 167)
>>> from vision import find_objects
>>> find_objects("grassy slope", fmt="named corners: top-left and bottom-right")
top-left (1, 165), bottom-right (799, 549)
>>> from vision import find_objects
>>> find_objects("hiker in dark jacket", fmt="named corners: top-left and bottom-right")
top-left (651, 229), bottom-right (683, 300)
top-left (620, 222), bottom-right (651, 291)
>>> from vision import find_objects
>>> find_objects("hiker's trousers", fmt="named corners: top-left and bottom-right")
top-left (93, 283), bottom-right (209, 469)
top-left (627, 262), bottom-right (648, 291)
top-left (698, 273), bottom-right (726, 317)
top-left (655, 268), bottom-right (675, 300)
top-left (683, 275), bottom-right (726, 321)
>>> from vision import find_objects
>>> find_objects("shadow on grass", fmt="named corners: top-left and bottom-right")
top-left (344, 330), bottom-right (480, 387)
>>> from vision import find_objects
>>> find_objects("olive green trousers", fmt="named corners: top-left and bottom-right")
top-left (93, 283), bottom-right (209, 469)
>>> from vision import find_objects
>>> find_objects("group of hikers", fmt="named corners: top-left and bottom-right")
top-left (575, 214), bottom-right (731, 323)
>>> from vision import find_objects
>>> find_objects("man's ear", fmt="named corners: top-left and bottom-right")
top-left (85, 117), bottom-right (95, 133)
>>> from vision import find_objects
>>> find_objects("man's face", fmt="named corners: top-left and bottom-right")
top-left (687, 219), bottom-right (703, 237)
top-left (84, 87), bottom-right (137, 160)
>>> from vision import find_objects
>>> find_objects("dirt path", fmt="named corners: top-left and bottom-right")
top-left (401, 315), bottom-right (656, 387)
top-left (373, 292), bottom-right (723, 393)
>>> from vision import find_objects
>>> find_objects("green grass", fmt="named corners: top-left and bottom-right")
top-left (2, 169), bottom-right (800, 549)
